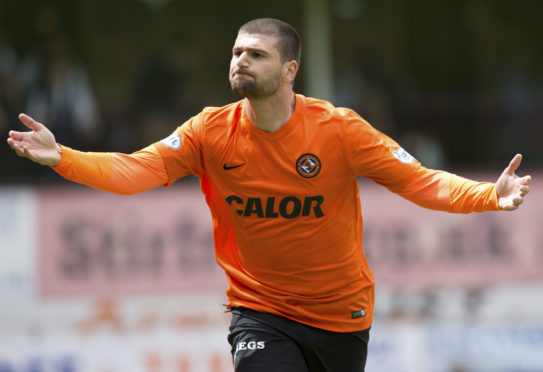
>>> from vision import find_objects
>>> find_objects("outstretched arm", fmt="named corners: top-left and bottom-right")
top-left (496, 154), bottom-right (531, 211)
top-left (343, 111), bottom-right (532, 214)
top-left (7, 114), bottom-right (62, 166)
top-left (7, 113), bottom-right (169, 195)
top-left (396, 154), bottom-right (532, 214)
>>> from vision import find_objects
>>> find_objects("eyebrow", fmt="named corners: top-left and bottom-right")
top-left (232, 46), bottom-right (269, 55)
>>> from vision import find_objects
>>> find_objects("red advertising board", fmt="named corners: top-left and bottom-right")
top-left (359, 175), bottom-right (543, 288)
top-left (38, 184), bottom-right (225, 296)
top-left (38, 175), bottom-right (542, 296)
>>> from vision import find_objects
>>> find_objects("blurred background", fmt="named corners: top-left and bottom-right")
top-left (1, 0), bottom-right (542, 371)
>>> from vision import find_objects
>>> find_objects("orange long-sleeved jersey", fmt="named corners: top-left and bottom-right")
top-left (53, 95), bottom-right (500, 332)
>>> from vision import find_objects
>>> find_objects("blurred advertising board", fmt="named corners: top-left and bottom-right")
top-left (37, 185), bottom-right (226, 296)
top-left (0, 187), bottom-right (37, 299)
top-left (366, 320), bottom-right (543, 371)
top-left (2, 309), bottom-right (542, 372)
top-left (0, 294), bottom-right (233, 372)
top-left (32, 175), bottom-right (543, 296)
top-left (360, 174), bottom-right (543, 289)
top-left (1, 173), bottom-right (542, 372)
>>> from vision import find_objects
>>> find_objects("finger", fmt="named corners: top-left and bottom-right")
top-left (506, 198), bottom-right (523, 210)
top-left (8, 140), bottom-right (24, 156)
top-left (520, 175), bottom-right (532, 185)
top-left (6, 137), bottom-right (15, 150)
top-left (503, 204), bottom-right (517, 212)
top-left (8, 130), bottom-right (25, 141)
top-left (18, 145), bottom-right (31, 158)
top-left (18, 113), bottom-right (45, 132)
top-left (504, 154), bottom-right (522, 176)
top-left (6, 137), bottom-right (21, 151)
top-left (7, 137), bottom-right (29, 156)
top-left (520, 186), bottom-right (530, 197)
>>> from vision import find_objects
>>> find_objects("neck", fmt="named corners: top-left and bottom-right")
top-left (244, 89), bottom-right (296, 132)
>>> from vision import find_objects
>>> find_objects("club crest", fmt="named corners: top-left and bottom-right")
top-left (296, 153), bottom-right (321, 178)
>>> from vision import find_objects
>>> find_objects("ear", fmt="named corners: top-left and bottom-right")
top-left (282, 60), bottom-right (298, 84)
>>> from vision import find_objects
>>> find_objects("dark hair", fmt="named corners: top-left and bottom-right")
top-left (239, 18), bottom-right (301, 66)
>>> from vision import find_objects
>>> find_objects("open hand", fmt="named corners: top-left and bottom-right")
top-left (496, 154), bottom-right (531, 211)
top-left (7, 114), bottom-right (62, 166)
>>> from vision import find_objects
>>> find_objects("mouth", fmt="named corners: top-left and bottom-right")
top-left (232, 70), bottom-right (253, 78)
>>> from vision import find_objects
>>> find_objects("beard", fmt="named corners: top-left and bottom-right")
top-left (230, 70), bottom-right (282, 99)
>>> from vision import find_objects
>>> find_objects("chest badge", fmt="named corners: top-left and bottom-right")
top-left (296, 153), bottom-right (321, 178)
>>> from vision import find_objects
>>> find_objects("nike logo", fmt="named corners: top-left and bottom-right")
top-left (223, 163), bottom-right (246, 170)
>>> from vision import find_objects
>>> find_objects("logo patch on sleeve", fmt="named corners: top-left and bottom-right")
top-left (392, 147), bottom-right (415, 164)
top-left (161, 133), bottom-right (181, 150)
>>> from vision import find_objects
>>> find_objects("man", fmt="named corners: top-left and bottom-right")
top-left (7, 18), bottom-right (531, 372)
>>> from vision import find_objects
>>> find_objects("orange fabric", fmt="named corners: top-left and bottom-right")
top-left (53, 94), bottom-right (500, 332)
top-left (53, 145), bottom-right (168, 194)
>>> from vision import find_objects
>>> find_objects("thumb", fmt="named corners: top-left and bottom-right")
top-left (18, 113), bottom-right (45, 132)
top-left (504, 154), bottom-right (522, 176)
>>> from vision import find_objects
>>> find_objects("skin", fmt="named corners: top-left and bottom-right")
top-left (6, 33), bottom-right (532, 211)
top-left (229, 32), bottom-right (298, 133)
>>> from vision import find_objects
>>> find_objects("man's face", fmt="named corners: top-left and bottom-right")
top-left (229, 32), bottom-right (284, 99)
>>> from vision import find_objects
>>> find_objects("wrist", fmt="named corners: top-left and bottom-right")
top-left (51, 143), bottom-right (63, 167)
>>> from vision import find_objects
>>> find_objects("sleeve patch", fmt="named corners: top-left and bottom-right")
top-left (160, 133), bottom-right (181, 150)
top-left (392, 147), bottom-right (415, 164)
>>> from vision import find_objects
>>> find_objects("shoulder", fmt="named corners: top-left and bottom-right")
top-left (299, 95), bottom-right (369, 131)
top-left (180, 100), bottom-right (243, 138)
top-left (300, 95), bottom-right (361, 122)
top-left (200, 100), bottom-right (244, 127)
top-left (183, 100), bottom-right (244, 147)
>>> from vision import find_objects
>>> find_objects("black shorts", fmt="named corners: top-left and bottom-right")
top-left (227, 307), bottom-right (370, 372)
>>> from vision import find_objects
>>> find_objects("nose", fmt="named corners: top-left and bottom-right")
top-left (236, 51), bottom-right (249, 67)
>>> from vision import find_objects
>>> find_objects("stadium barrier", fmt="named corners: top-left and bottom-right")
top-left (1, 174), bottom-right (542, 372)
